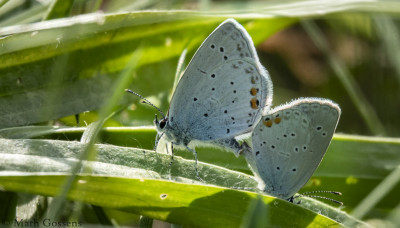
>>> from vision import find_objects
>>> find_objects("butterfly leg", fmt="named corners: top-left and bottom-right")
top-left (167, 143), bottom-right (175, 180)
top-left (184, 145), bottom-right (203, 181)
top-left (214, 138), bottom-right (242, 157)
top-left (239, 141), bottom-right (251, 155)
top-left (239, 141), bottom-right (257, 170)
top-left (287, 196), bottom-right (295, 203)
top-left (75, 114), bottom-right (80, 127)
top-left (287, 195), bottom-right (302, 204)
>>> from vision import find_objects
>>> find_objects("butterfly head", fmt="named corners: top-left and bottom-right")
top-left (154, 114), bottom-right (168, 133)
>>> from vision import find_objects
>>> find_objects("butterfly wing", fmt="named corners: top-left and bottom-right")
top-left (167, 19), bottom-right (272, 141)
top-left (251, 98), bottom-right (340, 199)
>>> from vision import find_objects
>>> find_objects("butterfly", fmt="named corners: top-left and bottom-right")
top-left (243, 98), bottom-right (341, 200)
top-left (150, 19), bottom-right (273, 178)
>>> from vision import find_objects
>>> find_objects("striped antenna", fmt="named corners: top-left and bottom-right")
top-left (291, 190), bottom-right (343, 205)
top-left (125, 89), bottom-right (166, 119)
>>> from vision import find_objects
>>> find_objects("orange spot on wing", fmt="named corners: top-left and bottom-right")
top-left (274, 117), bottom-right (281, 124)
top-left (250, 87), bottom-right (258, 96)
top-left (250, 98), bottom-right (259, 109)
top-left (263, 119), bottom-right (273, 127)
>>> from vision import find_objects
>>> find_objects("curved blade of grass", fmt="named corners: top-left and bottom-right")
top-left (240, 196), bottom-right (268, 228)
top-left (0, 191), bottom-right (17, 223)
top-left (170, 49), bottom-right (188, 103)
top-left (0, 12), bottom-right (294, 129)
top-left (45, 47), bottom-right (142, 221)
top-left (4, 126), bottom-right (398, 180)
top-left (0, 0), bottom-right (10, 8)
top-left (0, 1), bottom-right (49, 27)
top-left (43, 0), bottom-right (74, 20)
top-left (0, 137), bottom-right (384, 227)
top-left (301, 20), bottom-right (386, 135)
top-left (2, 127), bottom-right (400, 188)
top-left (201, 0), bottom-right (400, 16)
top-left (139, 216), bottom-right (153, 228)
top-left (351, 165), bottom-right (400, 220)
top-left (386, 202), bottom-right (400, 225)
top-left (0, 126), bottom-right (65, 139)
top-left (374, 15), bottom-right (400, 85)
top-left (0, 13), bottom-right (291, 69)
top-left (24, 128), bottom-right (400, 209)
top-left (305, 134), bottom-right (400, 210)
top-left (2, 1), bottom-right (399, 129)
top-left (317, 134), bottom-right (400, 179)
top-left (0, 174), bottom-right (368, 227)
top-left (3, 126), bottom-right (400, 176)
top-left (0, 138), bottom-right (257, 188)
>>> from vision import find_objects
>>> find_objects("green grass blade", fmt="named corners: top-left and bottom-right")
top-left (0, 174), bottom-right (366, 227)
top-left (9, 126), bottom-right (397, 181)
top-left (170, 49), bottom-right (187, 103)
top-left (240, 196), bottom-right (268, 228)
top-left (3, 127), bottom-right (399, 201)
top-left (45, 48), bottom-right (142, 221)
top-left (351, 166), bottom-right (400, 220)
top-left (0, 1), bottom-right (49, 27)
top-left (374, 15), bottom-right (400, 85)
top-left (0, 191), bottom-right (17, 223)
top-left (0, 0), bottom-right (9, 8)
top-left (139, 216), bottom-right (153, 228)
top-left (386, 202), bottom-right (400, 226)
top-left (0, 12), bottom-right (293, 129)
top-left (0, 137), bottom-right (383, 227)
top-left (43, 0), bottom-right (74, 20)
top-left (301, 20), bottom-right (386, 135)
top-left (199, 1), bottom-right (400, 16)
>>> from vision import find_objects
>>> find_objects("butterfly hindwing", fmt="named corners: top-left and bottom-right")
top-left (251, 98), bottom-right (340, 199)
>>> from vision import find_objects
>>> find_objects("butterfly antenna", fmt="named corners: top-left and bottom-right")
top-left (301, 190), bottom-right (342, 196)
top-left (125, 89), bottom-right (166, 119)
top-left (299, 195), bottom-right (343, 205)
top-left (294, 191), bottom-right (343, 205)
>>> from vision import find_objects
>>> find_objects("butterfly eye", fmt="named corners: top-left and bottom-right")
top-left (159, 119), bottom-right (167, 129)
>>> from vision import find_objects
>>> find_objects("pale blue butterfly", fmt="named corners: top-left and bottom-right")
top-left (132, 19), bottom-right (273, 178)
top-left (243, 98), bottom-right (341, 200)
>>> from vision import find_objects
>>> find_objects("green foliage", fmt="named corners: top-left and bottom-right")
top-left (0, 137), bottom-right (368, 227)
top-left (0, 0), bottom-right (399, 227)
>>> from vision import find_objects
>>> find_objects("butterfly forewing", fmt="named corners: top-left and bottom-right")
top-left (168, 19), bottom-right (272, 141)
